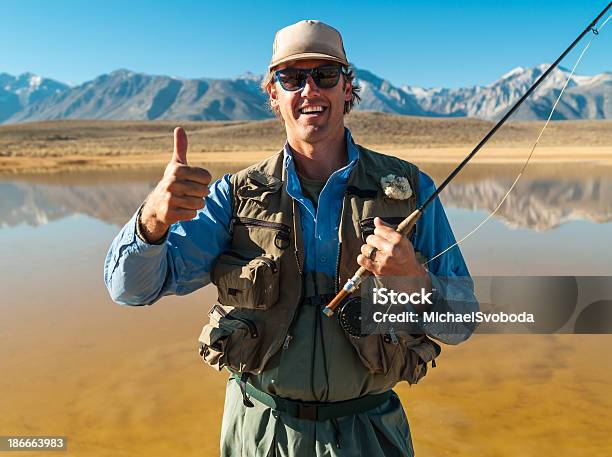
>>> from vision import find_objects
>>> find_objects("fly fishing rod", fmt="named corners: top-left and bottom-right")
top-left (323, 1), bottom-right (612, 319)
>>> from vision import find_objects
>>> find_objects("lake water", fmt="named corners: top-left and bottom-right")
top-left (1, 165), bottom-right (611, 456)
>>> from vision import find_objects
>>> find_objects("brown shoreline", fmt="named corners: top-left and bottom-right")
top-left (0, 145), bottom-right (612, 177)
top-left (1, 115), bottom-right (611, 175)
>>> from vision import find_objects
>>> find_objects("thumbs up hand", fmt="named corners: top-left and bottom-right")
top-left (139, 127), bottom-right (212, 243)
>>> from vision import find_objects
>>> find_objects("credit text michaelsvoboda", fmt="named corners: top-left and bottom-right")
top-left (371, 287), bottom-right (535, 324)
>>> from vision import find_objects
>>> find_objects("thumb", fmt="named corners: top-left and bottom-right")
top-left (172, 127), bottom-right (188, 165)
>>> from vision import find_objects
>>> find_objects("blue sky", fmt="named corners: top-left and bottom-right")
top-left (1, 0), bottom-right (610, 88)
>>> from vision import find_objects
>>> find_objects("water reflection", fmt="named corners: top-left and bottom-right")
top-left (0, 179), bottom-right (153, 227)
top-left (1, 164), bottom-right (612, 457)
top-left (0, 165), bottom-right (240, 228)
top-left (1, 166), bottom-right (611, 231)
top-left (440, 178), bottom-right (612, 230)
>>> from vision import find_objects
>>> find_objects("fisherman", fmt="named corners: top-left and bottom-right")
top-left (104, 19), bottom-right (477, 457)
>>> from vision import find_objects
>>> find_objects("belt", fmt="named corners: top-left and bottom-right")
top-left (230, 373), bottom-right (393, 421)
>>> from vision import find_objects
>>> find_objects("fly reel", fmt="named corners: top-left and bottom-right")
top-left (337, 297), bottom-right (377, 338)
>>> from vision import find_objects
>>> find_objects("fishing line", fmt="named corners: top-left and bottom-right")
top-left (424, 15), bottom-right (611, 266)
top-left (374, 21), bottom-right (610, 334)
top-left (323, 4), bottom-right (611, 319)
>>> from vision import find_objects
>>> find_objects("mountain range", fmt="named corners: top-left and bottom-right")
top-left (1, 64), bottom-right (610, 124)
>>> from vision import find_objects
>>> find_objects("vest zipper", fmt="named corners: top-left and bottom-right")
top-left (334, 242), bottom-right (342, 295)
top-left (282, 199), bottom-right (304, 351)
top-left (389, 327), bottom-right (399, 345)
top-left (212, 304), bottom-right (258, 338)
top-left (334, 192), bottom-right (348, 294)
top-left (232, 217), bottom-right (291, 235)
top-left (282, 334), bottom-right (293, 349)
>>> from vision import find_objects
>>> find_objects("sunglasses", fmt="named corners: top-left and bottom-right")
top-left (274, 64), bottom-right (343, 91)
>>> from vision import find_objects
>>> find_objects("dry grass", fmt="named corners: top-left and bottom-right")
top-left (0, 113), bottom-right (611, 174)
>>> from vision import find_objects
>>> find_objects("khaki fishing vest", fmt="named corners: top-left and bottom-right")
top-left (199, 144), bottom-right (441, 387)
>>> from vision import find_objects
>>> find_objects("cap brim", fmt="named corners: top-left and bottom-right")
top-left (269, 53), bottom-right (348, 70)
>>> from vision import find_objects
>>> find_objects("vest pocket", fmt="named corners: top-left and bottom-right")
top-left (198, 319), bottom-right (230, 370)
top-left (211, 251), bottom-right (280, 310)
top-left (349, 332), bottom-right (403, 376)
top-left (198, 304), bottom-right (261, 372)
top-left (231, 217), bottom-right (291, 251)
top-left (348, 330), bottom-right (441, 385)
top-left (396, 335), bottom-right (441, 385)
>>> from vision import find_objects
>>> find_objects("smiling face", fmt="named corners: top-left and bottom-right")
top-left (268, 59), bottom-right (352, 147)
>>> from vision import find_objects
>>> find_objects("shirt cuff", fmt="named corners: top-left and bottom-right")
top-left (135, 203), bottom-right (169, 246)
top-left (417, 272), bottom-right (478, 344)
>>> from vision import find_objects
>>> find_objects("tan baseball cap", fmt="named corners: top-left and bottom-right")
top-left (269, 20), bottom-right (349, 70)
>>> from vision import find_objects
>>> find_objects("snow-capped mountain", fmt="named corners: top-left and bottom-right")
top-left (6, 69), bottom-right (269, 123)
top-left (0, 72), bottom-right (69, 122)
top-left (402, 64), bottom-right (611, 120)
top-left (1, 64), bottom-right (609, 124)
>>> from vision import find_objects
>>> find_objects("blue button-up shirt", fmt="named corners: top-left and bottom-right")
top-left (104, 128), bottom-right (475, 343)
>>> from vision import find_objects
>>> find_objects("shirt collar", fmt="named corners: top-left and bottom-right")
top-left (283, 127), bottom-right (360, 174)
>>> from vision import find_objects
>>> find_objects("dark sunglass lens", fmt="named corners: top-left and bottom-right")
top-left (314, 66), bottom-right (341, 88)
top-left (278, 69), bottom-right (305, 91)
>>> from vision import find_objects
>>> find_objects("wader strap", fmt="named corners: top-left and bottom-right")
top-left (230, 374), bottom-right (392, 421)
top-left (239, 372), bottom-right (254, 408)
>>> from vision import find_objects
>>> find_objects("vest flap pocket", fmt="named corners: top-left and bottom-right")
top-left (348, 332), bottom-right (402, 376)
top-left (237, 170), bottom-right (282, 203)
top-left (199, 304), bottom-right (260, 372)
top-left (247, 169), bottom-right (281, 188)
top-left (231, 217), bottom-right (291, 252)
top-left (198, 321), bottom-right (231, 371)
top-left (400, 337), bottom-right (441, 385)
top-left (347, 329), bottom-right (440, 385)
top-left (212, 251), bottom-right (280, 310)
top-left (410, 338), bottom-right (441, 363)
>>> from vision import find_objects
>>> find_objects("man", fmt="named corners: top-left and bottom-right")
top-left (104, 20), bottom-right (477, 457)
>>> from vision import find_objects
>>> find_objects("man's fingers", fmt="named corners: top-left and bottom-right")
top-left (169, 180), bottom-right (210, 198)
top-left (361, 243), bottom-right (381, 260)
top-left (372, 226), bottom-right (417, 257)
top-left (176, 165), bottom-right (212, 185)
top-left (171, 195), bottom-right (206, 211)
top-left (357, 254), bottom-right (379, 275)
top-left (373, 217), bottom-right (403, 243)
top-left (170, 208), bottom-right (198, 222)
top-left (173, 127), bottom-right (189, 165)
top-left (365, 234), bottom-right (394, 255)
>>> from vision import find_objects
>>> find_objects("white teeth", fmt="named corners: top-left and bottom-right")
top-left (300, 106), bottom-right (325, 114)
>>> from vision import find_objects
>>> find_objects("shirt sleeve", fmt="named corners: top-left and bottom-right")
top-left (103, 174), bottom-right (233, 306)
top-left (412, 171), bottom-right (479, 344)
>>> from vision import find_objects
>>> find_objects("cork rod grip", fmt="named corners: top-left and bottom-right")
top-left (397, 209), bottom-right (422, 236)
